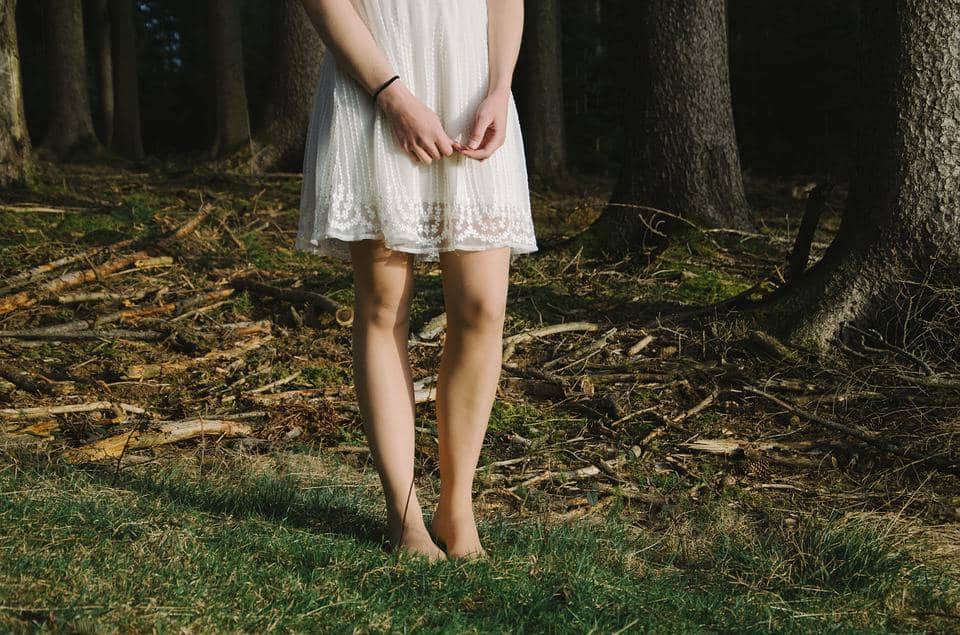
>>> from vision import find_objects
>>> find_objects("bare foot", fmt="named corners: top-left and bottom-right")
top-left (388, 524), bottom-right (447, 563)
top-left (431, 503), bottom-right (487, 560)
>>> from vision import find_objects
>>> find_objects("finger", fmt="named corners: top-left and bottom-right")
top-left (400, 140), bottom-right (418, 163)
top-left (462, 128), bottom-right (500, 159)
top-left (458, 147), bottom-right (491, 161)
top-left (422, 139), bottom-right (442, 161)
top-left (412, 145), bottom-right (433, 164)
top-left (466, 115), bottom-right (492, 150)
top-left (437, 134), bottom-right (455, 158)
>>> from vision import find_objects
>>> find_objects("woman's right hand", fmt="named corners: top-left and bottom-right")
top-left (376, 80), bottom-right (456, 165)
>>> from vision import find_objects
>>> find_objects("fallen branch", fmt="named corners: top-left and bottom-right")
top-left (0, 369), bottom-right (72, 396)
top-left (124, 335), bottom-right (272, 379)
top-left (787, 179), bottom-right (834, 281)
top-left (0, 204), bottom-right (213, 316)
top-left (414, 312), bottom-right (447, 341)
top-left (0, 328), bottom-right (165, 342)
top-left (0, 203), bottom-right (93, 214)
top-left (543, 326), bottom-right (617, 371)
top-left (63, 418), bottom-right (252, 463)
top-left (742, 385), bottom-right (960, 475)
top-left (502, 322), bottom-right (600, 362)
top-left (1, 401), bottom-right (146, 422)
top-left (231, 278), bottom-right (352, 326)
top-left (508, 452), bottom-right (634, 492)
top-left (627, 334), bottom-right (655, 356)
top-left (671, 389), bottom-right (718, 423)
top-left (0, 237), bottom-right (137, 295)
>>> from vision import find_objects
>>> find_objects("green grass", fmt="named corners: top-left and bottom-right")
top-left (1, 448), bottom-right (957, 633)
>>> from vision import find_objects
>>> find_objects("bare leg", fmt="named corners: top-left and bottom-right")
top-left (431, 246), bottom-right (512, 559)
top-left (349, 239), bottom-right (445, 562)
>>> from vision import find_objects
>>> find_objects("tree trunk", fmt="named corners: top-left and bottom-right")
top-left (39, 0), bottom-right (98, 156)
top-left (108, 0), bottom-right (143, 159)
top-left (0, 0), bottom-right (30, 185)
top-left (589, 0), bottom-right (751, 256)
top-left (760, 0), bottom-right (960, 353)
top-left (90, 0), bottom-right (113, 147)
top-left (251, 0), bottom-right (324, 173)
top-left (518, 0), bottom-right (567, 186)
top-left (207, 0), bottom-right (251, 159)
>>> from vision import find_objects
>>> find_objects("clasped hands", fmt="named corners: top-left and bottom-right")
top-left (376, 78), bottom-right (508, 165)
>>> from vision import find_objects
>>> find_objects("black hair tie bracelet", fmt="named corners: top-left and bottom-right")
top-left (373, 75), bottom-right (400, 102)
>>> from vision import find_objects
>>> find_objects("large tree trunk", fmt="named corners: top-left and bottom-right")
top-left (39, 0), bottom-right (98, 156)
top-left (251, 0), bottom-right (324, 173)
top-left (517, 0), bottom-right (567, 186)
top-left (108, 0), bottom-right (143, 159)
top-left (589, 0), bottom-right (751, 256)
top-left (90, 0), bottom-right (113, 147)
top-left (207, 0), bottom-right (251, 159)
top-left (761, 0), bottom-right (960, 353)
top-left (0, 0), bottom-right (30, 185)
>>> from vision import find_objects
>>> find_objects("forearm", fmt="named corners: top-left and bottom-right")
top-left (485, 0), bottom-right (524, 96)
top-left (299, 0), bottom-right (396, 96)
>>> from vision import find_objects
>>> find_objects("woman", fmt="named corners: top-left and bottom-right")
top-left (297, 0), bottom-right (538, 561)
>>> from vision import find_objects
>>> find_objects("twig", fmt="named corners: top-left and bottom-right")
top-left (502, 322), bottom-right (600, 362)
top-left (741, 385), bottom-right (959, 474)
top-left (231, 277), bottom-right (352, 326)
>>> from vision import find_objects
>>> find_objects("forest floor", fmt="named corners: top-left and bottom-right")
top-left (0, 160), bottom-right (959, 632)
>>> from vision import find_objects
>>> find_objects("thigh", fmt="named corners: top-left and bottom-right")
top-left (438, 247), bottom-right (512, 324)
top-left (349, 239), bottom-right (416, 319)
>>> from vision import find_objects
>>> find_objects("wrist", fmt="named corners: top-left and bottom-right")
top-left (486, 84), bottom-right (511, 100)
top-left (376, 78), bottom-right (409, 111)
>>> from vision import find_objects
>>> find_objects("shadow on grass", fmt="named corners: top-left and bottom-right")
top-left (76, 454), bottom-right (389, 549)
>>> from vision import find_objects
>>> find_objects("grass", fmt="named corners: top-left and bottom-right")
top-left (1, 447), bottom-right (957, 633)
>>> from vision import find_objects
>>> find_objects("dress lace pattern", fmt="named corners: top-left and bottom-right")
top-left (296, 0), bottom-right (539, 264)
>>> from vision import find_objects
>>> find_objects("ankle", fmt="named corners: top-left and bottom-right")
top-left (435, 495), bottom-right (474, 518)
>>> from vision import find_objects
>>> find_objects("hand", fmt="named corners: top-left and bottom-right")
top-left (376, 79), bottom-right (456, 165)
top-left (454, 87), bottom-right (510, 161)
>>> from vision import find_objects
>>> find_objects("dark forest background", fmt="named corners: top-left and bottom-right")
top-left (13, 0), bottom-right (859, 178)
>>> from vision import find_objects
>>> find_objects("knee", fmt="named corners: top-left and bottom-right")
top-left (356, 294), bottom-right (410, 332)
top-left (451, 295), bottom-right (506, 331)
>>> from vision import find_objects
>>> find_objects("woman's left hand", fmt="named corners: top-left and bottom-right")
top-left (454, 88), bottom-right (510, 161)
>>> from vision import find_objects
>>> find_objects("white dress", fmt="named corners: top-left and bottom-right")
top-left (296, 0), bottom-right (539, 264)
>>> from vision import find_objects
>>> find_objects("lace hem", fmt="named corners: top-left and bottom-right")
top-left (296, 198), bottom-right (539, 263)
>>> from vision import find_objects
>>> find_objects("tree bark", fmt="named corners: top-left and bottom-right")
top-left (90, 0), bottom-right (113, 147)
top-left (517, 0), bottom-right (567, 185)
top-left (589, 0), bottom-right (751, 256)
top-left (108, 0), bottom-right (143, 159)
top-left (39, 0), bottom-right (98, 156)
top-left (207, 0), bottom-right (251, 159)
top-left (251, 0), bottom-right (324, 172)
top-left (760, 0), bottom-right (960, 352)
top-left (0, 0), bottom-right (30, 185)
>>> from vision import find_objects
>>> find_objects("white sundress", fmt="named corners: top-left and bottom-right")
top-left (296, 0), bottom-right (539, 264)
